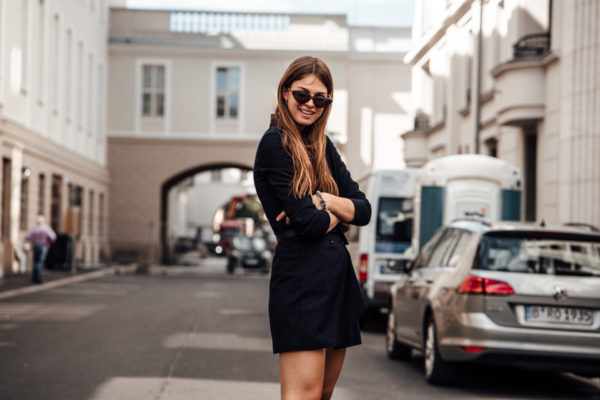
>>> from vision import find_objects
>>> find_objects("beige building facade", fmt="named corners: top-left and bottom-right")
top-left (402, 0), bottom-right (600, 227)
top-left (107, 8), bottom-right (413, 263)
top-left (0, 0), bottom-right (110, 278)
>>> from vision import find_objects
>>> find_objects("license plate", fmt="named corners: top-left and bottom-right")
top-left (245, 258), bottom-right (258, 265)
top-left (524, 305), bottom-right (594, 326)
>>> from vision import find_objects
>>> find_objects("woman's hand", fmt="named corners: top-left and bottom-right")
top-left (276, 211), bottom-right (292, 225)
top-left (313, 192), bottom-right (356, 223)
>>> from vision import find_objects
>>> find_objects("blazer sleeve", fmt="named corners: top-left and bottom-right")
top-left (255, 132), bottom-right (331, 237)
top-left (328, 138), bottom-right (371, 226)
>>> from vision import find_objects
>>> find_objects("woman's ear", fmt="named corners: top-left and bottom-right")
top-left (283, 88), bottom-right (288, 103)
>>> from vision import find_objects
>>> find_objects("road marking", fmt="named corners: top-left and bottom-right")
top-left (218, 308), bottom-right (256, 316)
top-left (0, 302), bottom-right (104, 321)
top-left (88, 377), bottom-right (360, 400)
top-left (163, 332), bottom-right (272, 352)
top-left (0, 322), bottom-right (19, 330)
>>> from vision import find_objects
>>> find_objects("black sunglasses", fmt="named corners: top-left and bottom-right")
top-left (288, 89), bottom-right (333, 108)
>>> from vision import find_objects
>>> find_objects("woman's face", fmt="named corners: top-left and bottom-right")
top-left (283, 74), bottom-right (329, 127)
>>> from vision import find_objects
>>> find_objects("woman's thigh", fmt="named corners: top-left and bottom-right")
top-left (322, 347), bottom-right (346, 398)
top-left (280, 349), bottom-right (326, 400)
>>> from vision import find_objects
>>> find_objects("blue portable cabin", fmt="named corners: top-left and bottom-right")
top-left (413, 154), bottom-right (522, 251)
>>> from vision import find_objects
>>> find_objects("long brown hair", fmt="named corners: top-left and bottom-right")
top-left (273, 56), bottom-right (339, 198)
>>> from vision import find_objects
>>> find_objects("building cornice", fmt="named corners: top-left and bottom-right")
top-left (0, 118), bottom-right (110, 184)
top-left (404, 0), bottom-right (475, 65)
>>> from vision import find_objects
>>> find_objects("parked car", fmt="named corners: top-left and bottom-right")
top-left (386, 218), bottom-right (600, 385)
top-left (226, 235), bottom-right (271, 274)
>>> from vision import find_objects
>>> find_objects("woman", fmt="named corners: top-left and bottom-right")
top-left (253, 56), bottom-right (371, 399)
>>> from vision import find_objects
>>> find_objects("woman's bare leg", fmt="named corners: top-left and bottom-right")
top-left (280, 349), bottom-right (326, 400)
top-left (321, 347), bottom-right (347, 400)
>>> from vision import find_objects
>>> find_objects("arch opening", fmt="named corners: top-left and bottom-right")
top-left (160, 162), bottom-right (257, 264)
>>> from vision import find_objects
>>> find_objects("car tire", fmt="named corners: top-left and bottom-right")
top-left (424, 316), bottom-right (455, 386)
top-left (386, 312), bottom-right (412, 360)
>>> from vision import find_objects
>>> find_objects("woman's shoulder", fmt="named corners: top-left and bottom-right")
top-left (258, 126), bottom-right (283, 151)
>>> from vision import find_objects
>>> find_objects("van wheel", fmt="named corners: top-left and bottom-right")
top-left (424, 316), bottom-right (455, 385)
top-left (386, 312), bottom-right (412, 360)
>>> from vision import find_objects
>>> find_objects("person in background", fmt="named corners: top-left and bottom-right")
top-left (25, 215), bottom-right (57, 284)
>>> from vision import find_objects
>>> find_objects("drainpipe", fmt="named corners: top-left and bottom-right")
top-left (474, 0), bottom-right (483, 154)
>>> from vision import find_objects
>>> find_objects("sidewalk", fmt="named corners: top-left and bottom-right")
top-left (0, 265), bottom-right (137, 299)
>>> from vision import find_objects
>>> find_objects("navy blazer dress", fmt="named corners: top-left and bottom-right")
top-left (253, 124), bottom-right (371, 353)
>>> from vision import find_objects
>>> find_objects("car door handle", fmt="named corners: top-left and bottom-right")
top-left (425, 278), bottom-right (434, 284)
top-left (408, 278), bottom-right (417, 284)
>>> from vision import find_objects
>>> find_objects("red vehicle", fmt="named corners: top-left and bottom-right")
top-left (218, 219), bottom-right (245, 253)
top-left (217, 195), bottom-right (253, 253)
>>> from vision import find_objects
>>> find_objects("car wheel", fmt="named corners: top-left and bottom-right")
top-left (386, 312), bottom-right (412, 360)
top-left (424, 316), bottom-right (455, 385)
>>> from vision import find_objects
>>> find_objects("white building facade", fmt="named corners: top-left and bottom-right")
top-left (0, 0), bottom-right (110, 277)
top-left (106, 8), bottom-right (413, 262)
top-left (402, 0), bottom-right (600, 227)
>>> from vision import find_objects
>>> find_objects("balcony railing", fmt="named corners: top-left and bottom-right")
top-left (513, 32), bottom-right (550, 59)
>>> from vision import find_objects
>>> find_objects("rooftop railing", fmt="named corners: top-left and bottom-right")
top-left (513, 32), bottom-right (550, 59)
top-left (170, 12), bottom-right (291, 34)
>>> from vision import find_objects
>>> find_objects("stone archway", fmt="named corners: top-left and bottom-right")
top-left (107, 137), bottom-right (257, 264)
top-left (160, 162), bottom-right (253, 264)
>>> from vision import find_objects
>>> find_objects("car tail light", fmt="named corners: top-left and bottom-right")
top-left (460, 346), bottom-right (486, 353)
top-left (458, 276), bottom-right (515, 295)
top-left (359, 253), bottom-right (368, 282)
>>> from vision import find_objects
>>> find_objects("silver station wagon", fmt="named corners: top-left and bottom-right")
top-left (386, 219), bottom-right (600, 385)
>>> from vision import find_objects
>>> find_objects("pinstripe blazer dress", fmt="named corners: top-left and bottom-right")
top-left (253, 124), bottom-right (371, 353)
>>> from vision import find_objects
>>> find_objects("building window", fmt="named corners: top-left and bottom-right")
top-left (88, 189), bottom-right (94, 236)
top-left (98, 192), bottom-right (104, 236)
top-left (38, 173), bottom-right (45, 216)
top-left (88, 52), bottom-right (94, 137)
top-left (51, 14), bottom-right (60, 114)
top-left (142, 65), bottom-right (165, 117)
top-left (77, 41), bottom-right (83, 129)
top-left (216, 66), bottom-right (239, 119)
top-left (21, 0), bottom-right (30, 93)
top-left (485, 138), bottom-right (498, 158)
top-left (37, 0), bottom-right (46, 103)
top-left (65, 29), bottom-right (72, 122)
top-left (20, 168), bottom-right (31, 231)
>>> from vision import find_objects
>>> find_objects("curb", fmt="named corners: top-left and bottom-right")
top-left (0, 264), bottom-right (138, 300)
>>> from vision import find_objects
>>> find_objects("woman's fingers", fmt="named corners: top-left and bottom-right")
top-left (276, 211), bottom-right (286, 221)
top-left (311, 194), bottom-right (322, 209)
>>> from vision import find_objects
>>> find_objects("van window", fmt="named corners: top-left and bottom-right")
top-left (376, 197), bottom-right (413, 252)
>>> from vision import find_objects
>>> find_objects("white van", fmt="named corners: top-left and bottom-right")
top-left (413, 154), bottom-right (522, 251)
top-left (348, 169), bottom-right (419, 312)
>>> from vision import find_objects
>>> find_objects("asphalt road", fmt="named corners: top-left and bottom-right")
top-left (0, 257), bottom-right (598, 400)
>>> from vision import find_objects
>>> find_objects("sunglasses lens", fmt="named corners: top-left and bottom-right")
top-left (313, 97), bottom-right (329, 108)
top-left (292, 91), bottom-right (310, 104)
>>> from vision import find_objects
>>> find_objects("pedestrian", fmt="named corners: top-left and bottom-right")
top-left (253, 56), bottom-right (371, 400)
top-left (25, 215), bottom-right (57, 284)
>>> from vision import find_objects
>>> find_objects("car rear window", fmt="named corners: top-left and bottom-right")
top-left (476, 231), bottom-right (600, 276)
